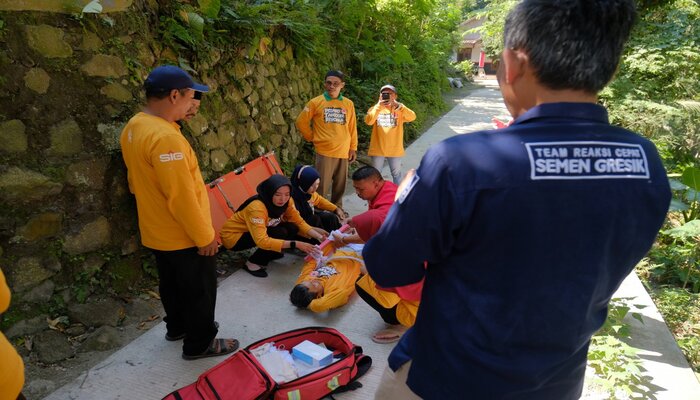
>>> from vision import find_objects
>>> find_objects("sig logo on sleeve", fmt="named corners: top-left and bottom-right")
top-left (525, 141), bottom-right (650, 180)
top-left (159, 151), bottom-right (184, 163)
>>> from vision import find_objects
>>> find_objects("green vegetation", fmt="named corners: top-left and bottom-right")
top-left (616, 0), bottom-right (700, 375)
top-left (153, 0), bottom-right (464, 151)
top-left (469, 0), bottom-right (700, 390)
top-left (587, 298), bottom-right (652, 399)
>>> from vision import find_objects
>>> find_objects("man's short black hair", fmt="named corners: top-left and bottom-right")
top-left (352, 166), bottom-right (383, 182)
top-left (504, 0), bottom-right (637, 93)
top-left (145, 87), bottom-right (187, 100)
top-left (290, 284), bottom-right (314, 308)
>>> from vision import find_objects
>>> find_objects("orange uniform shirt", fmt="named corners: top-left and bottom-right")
top-left (365, 103), bottom-right (416, 157)
top-left (219, 198), bottom-right (314, 252)
top-left (120, 112), bottom-right (214, 250)
top-left (308, 192), bottom-right (338, 212)
top-left (295, 93), bottom-right (358, 159)
top-left (295, 248), bottom-right (364, 313)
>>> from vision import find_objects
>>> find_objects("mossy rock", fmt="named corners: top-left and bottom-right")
top-left (0, 167), bottom-right (63, 203)
top-left (25, 25), bottom-right (72, 58)
top-left (100, 82), bottom-right (132, 102)
top-left (63, 216), bottom-right (111, 255)
top-left (15, 212), bottom-right (63, 242)
top-left (24, 67), bottom-right (50, 94)
top-left (0, 119), bottom-right (27, 153)
top-left (48, 118), bottom-right (83, 156)
top-left (81, 54), bottom-right (127, 78)
top-left (210, 149), bottom-right (230, 172)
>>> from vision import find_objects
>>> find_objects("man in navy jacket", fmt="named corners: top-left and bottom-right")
top-left (364, 1), bottom-right (671, 399)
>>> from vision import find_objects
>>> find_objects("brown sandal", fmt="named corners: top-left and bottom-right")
top-left (182, 338), bottom-right (239, 360)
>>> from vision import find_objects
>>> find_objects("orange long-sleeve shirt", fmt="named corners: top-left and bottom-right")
top-left (1, 270), bottom-right (24, 400)
top-left (120, 112), bottom-right (214, 250)
top-left (365, 103), bottom-right (416, 157)
top-left (309, 192), bottom-right (338, 212)
top-left (295, 93), bottom-right (358, 159)
top-left (295, 248), bottom-right (364, 313)
top-left (219, 198), bottom-right (314, 252)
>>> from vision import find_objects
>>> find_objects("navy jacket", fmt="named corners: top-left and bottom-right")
top-left (363, 103), bottom-right (671, 399)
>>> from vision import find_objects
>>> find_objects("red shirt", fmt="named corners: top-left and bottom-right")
top-left (367, 180), bottom-right (397, 217)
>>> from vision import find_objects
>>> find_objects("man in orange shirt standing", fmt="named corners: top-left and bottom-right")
top-left (120, 65), bottom-right (238, 360)
top-left (365, 84), bottom-right (416, 184)
top-left (296, 70), bottom-right (358, 208)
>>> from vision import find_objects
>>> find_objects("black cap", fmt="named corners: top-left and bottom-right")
top-left (144, 65), bottom-right (209, 93)
top-left (325, 70), bottom-right (345, 82)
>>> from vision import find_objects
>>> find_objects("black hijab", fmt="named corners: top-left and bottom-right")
top-left (290, 165), bottom-right (321, 220)
top-left (237, 174), bottom-right (292, 218)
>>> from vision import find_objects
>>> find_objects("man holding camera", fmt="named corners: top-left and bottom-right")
top-left (296, 70), bottom-right (358, 208)
top-left (365, 84), bottom-right (416, 184)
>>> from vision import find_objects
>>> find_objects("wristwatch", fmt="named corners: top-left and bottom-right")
top-left (290, 241), bottom-right (296, 250)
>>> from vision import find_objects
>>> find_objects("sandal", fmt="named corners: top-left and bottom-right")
top-left (371, 326), bottom-right (408, 344)
top-left (165, 321), bottom-right (219, 341)
top-left (182, 338), bottom-right (239, 360)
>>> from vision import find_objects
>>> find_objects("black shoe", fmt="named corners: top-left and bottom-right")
top-left (243, 264), bottom-right (268, 278)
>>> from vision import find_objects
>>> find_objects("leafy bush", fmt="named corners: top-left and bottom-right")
top-left (648, 166), bottom-right (700, 292)
top-left (601, 1), bottom-right (700, 172)
top-left (587, 298), bottom-right (652, 399)
top-left (453, 59), bottom-right (476, 77)
top-left (152, 0), bottom-right (463, 153)
top-left (651, 287), bottom-right (700, 371)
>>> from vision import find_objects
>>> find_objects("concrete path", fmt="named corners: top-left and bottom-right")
top-left (45, 80), bottom-right (699, 400)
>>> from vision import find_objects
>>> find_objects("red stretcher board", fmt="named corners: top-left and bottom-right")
top-left (207, 152), bottom-right (283, 241)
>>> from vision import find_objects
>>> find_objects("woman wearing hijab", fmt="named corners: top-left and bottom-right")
top-left (220, 175), bottom-right (326, 278)
top-left (290, 165), bottom-right (345, 232)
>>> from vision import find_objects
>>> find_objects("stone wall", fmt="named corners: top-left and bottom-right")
top-left (0, 1), bottom-right (326, 319)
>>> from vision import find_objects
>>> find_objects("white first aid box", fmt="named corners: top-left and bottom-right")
top-left (291, 340), bottom-right (333, 367)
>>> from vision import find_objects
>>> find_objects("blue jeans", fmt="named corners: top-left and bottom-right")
top-left (371, 156), bottom-right (403, 184)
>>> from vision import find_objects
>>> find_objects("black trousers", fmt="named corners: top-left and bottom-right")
top-left (230, 222), bottom-right (299, 266)
top-left (307, 210), bottom-right (341, 232)
top-left (152, 247), bottom-right (218, 356)
top-left (355, 279), bottom-right (401, 325)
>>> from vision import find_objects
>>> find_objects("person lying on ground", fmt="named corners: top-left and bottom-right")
top-left (289, 208), bottom-right (386, 313)
top-left (290, 164), bottom-right (346, 233)
top-left (289, 240), bottom-right (364, 313)
top-left (220, 175), bottom-right (325, 278)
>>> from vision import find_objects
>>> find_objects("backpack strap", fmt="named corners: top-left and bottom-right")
top-left (328, 351), bottom-right (373, 395)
